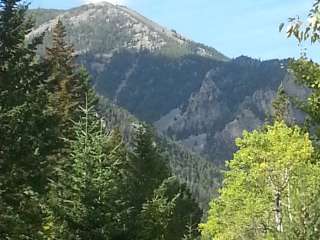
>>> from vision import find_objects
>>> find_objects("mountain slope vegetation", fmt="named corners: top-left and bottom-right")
top-left (29, 3), bottom-right (296, 167)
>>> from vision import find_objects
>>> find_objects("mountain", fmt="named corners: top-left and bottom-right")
top-left (29, 3), bottom-right (228, 60)
top-left (29, 2), bottom-right (302, 181)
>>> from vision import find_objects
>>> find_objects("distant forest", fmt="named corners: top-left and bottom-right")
top-left (1, 0), bottom-right (320, 240)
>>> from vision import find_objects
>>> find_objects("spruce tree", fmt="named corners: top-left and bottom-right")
top-left (106, 128), bottom-right (134, 239)
top-left (165, 181), bottom-right (202, 240)
top-left (0, 0), bottom-right (57, 238)
top-left (130, 125), bottom-right (202, 240)
top-left (46, 20), bottom-right (87, 138)
top-left (49, 98), bottom-right (135, 240)
top-left (130, 124), bottom-right (170, 208)
top-left (138, 177), bottom-right (202, 240)
top-left (272, 84), bottom-right (290, 122)
top-left (137, 177), bottom-right (179, 240)
top-left (49, 98), bottom-right (111, 239)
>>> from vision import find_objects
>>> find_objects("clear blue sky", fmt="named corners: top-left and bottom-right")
top-left (30, 0), bottom-right (320, 61)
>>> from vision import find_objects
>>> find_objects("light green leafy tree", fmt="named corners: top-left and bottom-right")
top-left (200, 121), bottom-right (320, 240)
top-left (280, 0), bottom-right (320, 155)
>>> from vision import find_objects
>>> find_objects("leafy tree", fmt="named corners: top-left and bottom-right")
top-left (281, 0), bottom-right (320, 153)
top-left (200, 121), bottom-right (320, 240)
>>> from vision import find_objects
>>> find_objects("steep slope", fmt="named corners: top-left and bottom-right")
top-left (92, 51), bottom-right (289, 165)
top-left (30, 3), bottom-right (298, 169)
top-left (98, 98), bottom-right (221, 209)
top-left (156, 56), bottom-right (289, 164)
top-left (29, 3), bottom-right (228, 60)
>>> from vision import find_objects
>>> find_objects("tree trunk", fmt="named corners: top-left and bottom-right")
top-left (275, 191), bottom-right (283, 232)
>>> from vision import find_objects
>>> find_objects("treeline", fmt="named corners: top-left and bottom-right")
top-left (0, 1), bottom-right (202, 239)
top-left (200, 2), bottom-right (320, 239)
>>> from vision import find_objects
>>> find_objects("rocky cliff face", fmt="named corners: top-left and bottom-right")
top-left (155, 57), bottom-right (290, 164)
top-left (30, 3), bottom-right (302, 166)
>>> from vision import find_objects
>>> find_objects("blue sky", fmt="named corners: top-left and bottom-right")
top-left (30, 0), bottom-right (319, 61)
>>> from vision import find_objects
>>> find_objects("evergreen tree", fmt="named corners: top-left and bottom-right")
top-left (165, 181), bottom-right (202, 240)
top-left (0, 0), bottom-right (57, 238)
top-left (137, 177), bottom-right (179, 240)
top-left (49, 98), bottom-right (116, 239)
top-left (137, 176), bottom-right (202, 240)
top-left (105, 128), bottom-right (135, 239)
top-left (46, 20), bottom-right (88, 138)
top-left (130, 124), bottom-right (170, 211)
top-left (272, 84), bottom-right (290, 122)
top-left (130, 124), bottom-right (202, 240)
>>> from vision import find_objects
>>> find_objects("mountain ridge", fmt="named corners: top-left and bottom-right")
top-left (29, 3), bottom-right (228, 60)
top-left (29, 3), bottom-right (302, 172)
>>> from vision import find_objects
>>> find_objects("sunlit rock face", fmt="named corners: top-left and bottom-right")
top-left (31, 4), bottom-right (301, 165)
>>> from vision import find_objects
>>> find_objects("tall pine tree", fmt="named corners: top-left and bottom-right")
top-left (129, 124), bottom-right (202, 240)
top-left (130, 124), bottom-right (170, 209)
top-left (45, 20), bottom-right (88, 139)
top-left (48, 97), bottom-right (114, 239)
top-left (0, 0), bottom-right (57, 238)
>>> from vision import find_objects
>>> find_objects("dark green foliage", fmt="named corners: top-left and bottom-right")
top-left (137, 177), bottom-right (202, 240)
top-left (98, 97), bottom-right (221, 209)
top-left (46, 108), bottom-right (202, 240)
top-left (93, 50), bottom-right (220, 122)
top-left (130, 124), bottom-right (170, 206)
top-left (137, 177), bottom-right (179, 240)
top-left (160, 137), bottom-right (221, 209)
top-left (49, 100), bottom-right (128, 239)
top-left (164, 180), bottom-right (202, 240)
top-left (129, 125), bottom-right (202, 240)
top-left (105, 128), bottom-right (135, 239)
top-left (0, 0), bottom-right (58, 238)
top-left (0, 2), bottom-right (204, 239)
top-left (272, 84), bottom-right (290, 122)
top-left (45, 20), bottom-right (91, 139)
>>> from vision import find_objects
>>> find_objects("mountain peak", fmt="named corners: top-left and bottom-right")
top-left (29, 4), bottom-right (228, 61)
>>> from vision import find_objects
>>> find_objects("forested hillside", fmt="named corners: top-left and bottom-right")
top-left (98, 98), bottom-right (221, 208)
top-left (0, 1), bottom-right (203, 238)
top-left (28, 3), bottom-right (297, 167)
top-left (2, 0), bottom-right (320, 239)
